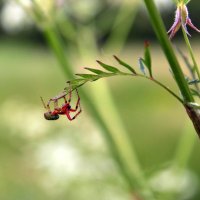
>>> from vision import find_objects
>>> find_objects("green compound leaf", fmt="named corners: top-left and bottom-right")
top-left (67, 78), bottom-right (85, 85)
top-left (66, 78), bottom-right (87, 90)
top-left (75, 73), bottom-right (100, 82)
top-left (97, 60), bottom-right (120, 73)
top-left (113, 55), bottom-right (136, 74)
top-left (76, 73), bottom-right (98, 79)
top-left (84, 67), bottom-right (109, 75)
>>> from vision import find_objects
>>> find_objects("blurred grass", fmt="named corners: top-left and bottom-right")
top-left (0, 39), bottom-right (200, 199)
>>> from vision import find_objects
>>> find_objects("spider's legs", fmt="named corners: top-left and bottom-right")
top-left (65, 89), bottom-right (82, 120)
top-left (46, 98), bottom-right (60, 113)
top-left (68, 89), bottom-right (80, 112)
top-left (63, 96), bottom-right (67, 103)
top-left (66, 107), bottom-right (81, 120)
top-left (46, 99), bottom-right (53, 112)
top-left (54, 99), bottom-right (60, 110)
top-left (69, 89), bottom-right (80, 112)
top-left (67, 84), bottom-right (72, 103)
top-left (40, 97), bottom-right (48, 110)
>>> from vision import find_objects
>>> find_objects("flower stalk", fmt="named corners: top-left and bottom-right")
top-left (143, 0), bottom-right (193, 103)
top-left (143, 0), bottom-right (200, 138)
top-left (182, 26), bottom-right (200, 80)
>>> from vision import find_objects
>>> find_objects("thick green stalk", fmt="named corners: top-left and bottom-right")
top-left (43, 25), bottom-right (155, 199)
top-left (143, 0), bottom-right (194, 103)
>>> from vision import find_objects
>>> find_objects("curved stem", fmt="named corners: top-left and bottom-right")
top-left (138, 75), bottom-right (184, 103)
top-left (72, 71), bottom-right (184, 104)
top-left (120, 72), bottom-right (183, 104)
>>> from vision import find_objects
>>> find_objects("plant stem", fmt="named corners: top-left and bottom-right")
top-left (121, 72), bottom-right (183, 103)
top-left (43, 25), bottom-right (155, 200)
top-left (73, 25), bottom-right (156, 199)
top-left (143, 0), bottom-right (194, 103)
top-left (44, 26), bottom-right (74, 78)
top-left (182, 27), bottom-right (200, 80)
top-left (141, 76), bottom-right (183, 103)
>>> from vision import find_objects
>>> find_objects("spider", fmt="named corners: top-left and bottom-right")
top-left (41, 87), bottom-right (81, 121)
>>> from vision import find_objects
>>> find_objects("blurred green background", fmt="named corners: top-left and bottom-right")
top-left (0, 0), bottom-right (200, 199)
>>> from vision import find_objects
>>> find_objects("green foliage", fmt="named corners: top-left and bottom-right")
top-left (113, 55), bottom-right (136, 74)
top-left (184, 0), bottom-right (191, 5)
top-left (67, 56), bottom-right (137, 90)
top-left (66, 52), bottom-right (183, 104)
top-left (84, 67), bottom-right (109, 75)
top-left (16, 0), bottom-right (200, 198)
top-left (190, 88), bottom-right (200, 97)
top-left (188, 79), bottom-right (200, 85)
top-left (138, 42), bottom-right (152, 78)
top-left (66, 46), bottom-right (151, 91)
top-left (139, 58), bottom-right (146, 75)
top-left (176, 0), bottom-right (191, 4)
top-left (144, 42), bottom-right (152, 77)
top-left (177, 47), bottom-right (200, 99)
top-left (96, 60), bottom-right (120, 73)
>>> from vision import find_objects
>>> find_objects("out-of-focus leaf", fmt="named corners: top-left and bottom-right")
top-left (84, 67), bottom-right (109, 75)
top-left (97, 60), bottom-right (120, 73)
top-left (184, 0), bottom-right (191, 5)
top-left (188, 79), bottom-right (200, 85)
top-left (185, 75), bottom-right (190, 82)
top-left (144, 41), bottom-right (152, 77)
top-left (113, 55), bottom-right (136, 74)
top-left (190, 88), bottom-right (200, 97)
top-left (176, 47), bottom-right (194, 78)
top-left (67, 78), bottom-right (86, 85)
top-left (139, 58), bottom-right (146, 75)
top-left (144, 42), bottom-right (151, 67)
top-left (66, 79), bottom-right (87, 90)
top-left (76, 73), bottom-right (98, 79)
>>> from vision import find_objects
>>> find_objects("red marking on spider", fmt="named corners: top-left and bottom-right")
top-left (41, 87), bottom-right (81, 121)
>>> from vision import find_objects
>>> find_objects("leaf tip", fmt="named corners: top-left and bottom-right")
top-left (113, 55), bottom-right (119, 61)
top-left (144, 40), bottom-right (150, 48)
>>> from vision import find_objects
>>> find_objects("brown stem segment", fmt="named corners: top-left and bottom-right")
top-left (185, 104), bottom-right (200, 138)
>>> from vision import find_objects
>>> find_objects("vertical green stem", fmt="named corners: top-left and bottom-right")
top-left (182, 27), bottom-right (200, 80)
top-left (43, 25), bottom-right (155, 200)
top-left (44, 26), bottom-right (74, 78)
top-left (143, 0), bottom-right (194, 103)
top-left (76, 26), bottom-right (156, 199)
